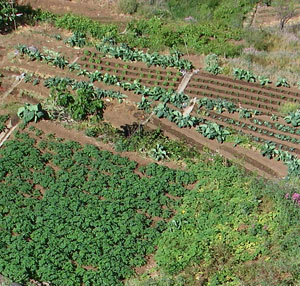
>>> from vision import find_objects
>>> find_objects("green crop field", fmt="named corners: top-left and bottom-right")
top-left (1, 0), bottom-right (300, 285)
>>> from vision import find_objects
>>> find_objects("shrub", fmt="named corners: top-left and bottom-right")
top-left (118, 0), bottom-right (138, 14)
top-left (0, 0), bottom-right (17, 32)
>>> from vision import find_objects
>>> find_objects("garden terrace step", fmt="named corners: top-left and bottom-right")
top-left (192, 71), bottom-right (300, 101)
top-left (184, 89), bottom-right (276, 116)
top-left (198, 113), bottom-right (300, 155)
top-left (151, 117), bottom-right (286, 179)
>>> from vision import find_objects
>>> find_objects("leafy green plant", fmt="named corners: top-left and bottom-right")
top-left (276, 77), bottom-right (290, 88)
top-left (17, 103), bottom-right (46, 125)
top-left (0, 129), bottom-right (196, 285)
top-left (0, 0), bottom-right (17, 31)
top-left (85, 127), bottom-right (99, 137)
top-left (149, 143), bottom-right (168, 161)
top-left (197, 122), bottom-right (230, 143)
top-left (284, 111), bottom-right (300, 127)
top-left (260, 141), bottom-right (277, 159)
top-left (205, 54), bottom-right (222, 75)
top-left (233, 68), bottom-right (256, 82)
top-left (0, 114), bottom-right (9, 132)
top-left (258, 75), bottom-right (271, 86)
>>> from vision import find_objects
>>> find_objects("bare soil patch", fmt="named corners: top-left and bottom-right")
top-left (19, 0), bottom-right (131, 25)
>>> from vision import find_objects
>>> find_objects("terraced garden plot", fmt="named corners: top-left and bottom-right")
top-left (186, 71), bottom-right (300, 116)
top-left (2, 32), bottom-right (300, 178)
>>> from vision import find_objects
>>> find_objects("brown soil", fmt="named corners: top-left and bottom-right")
top-left (18, 0), bottom-right (131, 26)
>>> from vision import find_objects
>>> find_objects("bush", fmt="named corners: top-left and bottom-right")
top-left (118, 0), bottom-right (138, 14)
top-left (0, 0), bottom-right (17, 32)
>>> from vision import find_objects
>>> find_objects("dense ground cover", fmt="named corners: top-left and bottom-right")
top-left (2, 2), bottom-right (300, 285)
top-left (2, 1), bottom-right (255, 57)
top-left (0, 127), bottom-right (196, 285)
top-left (135, 158), bottom-right (300, 285)
top-left (1, 126), bottom-right (300, 286)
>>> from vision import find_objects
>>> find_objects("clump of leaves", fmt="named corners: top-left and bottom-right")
top-left (85, 127), bottom-right (99, 137)
top-left (284, 111), bottom-right (300, 127)
top-left (17, 103), bottom-right (46, 125)
top-left (65, 32), bottom-right (86, 48)
top-left (205, 54), bottom-right (222, 75)
top-left (258, 75), bottom-right (271, 86)
top-left (149, 143), bottom-right (169, 161)
top-left (197, 122), bottom-right (230, 143)
top-left (276, 77), bottom-right (290, 88)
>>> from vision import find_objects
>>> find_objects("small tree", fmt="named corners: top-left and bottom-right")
top-left (0, 0), bottom-right (17, 32)
top-left (272, 0), bottom-right (300, 30)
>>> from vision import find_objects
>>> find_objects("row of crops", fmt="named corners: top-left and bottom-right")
top-left (0, 127), bottom-right (196, 285)
top-left (15, 43), bottom-right (300, 177)
top-left (78, 57), bottom-right (181, 89)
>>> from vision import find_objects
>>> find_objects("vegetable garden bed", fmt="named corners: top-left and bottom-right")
top-left (0, 126), bottom-right (196, 286)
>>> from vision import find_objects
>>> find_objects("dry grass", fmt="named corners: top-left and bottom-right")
top-left (224, 29), bottom-right (300, 87)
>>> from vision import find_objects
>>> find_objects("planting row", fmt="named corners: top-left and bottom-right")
top-left (0, 128), bottom-right (196, 285)
top-left (77, 60), bottom-right (181, 89)
top-left (63, 32), bottom-right (192, 71)
top-left (200, 66), bottom-right (300, 97)
top-left (191, 71), bottom-right (300, 102)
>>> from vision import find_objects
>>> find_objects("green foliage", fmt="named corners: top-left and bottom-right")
top-left (238, 108), bottom-right (256, 119)
top-left (149, 143), bottom-right (169, 161)
top-left (205, 54), bottom-right (222, 75)
top-left (233, 68), bottom-right (257, 82)
top-left (54, 13), bottom-right (118, 39)
top-left (33, 9), bottom-right (243, 56)
top-left (0, 114), bottom-right (9, 132)
top-left (118, 0), bottom-right (138, 14)
top-left (0, 129), bottom-right (196, 285)
top-left (96, 40), bottom-right (193, 70)
top-left (167, 0), bottom-right (256, 28)
top-left (198, 97), bottom-right (237, 114)
top-left (197, 122), bottom-right (230, 143)
top-left (65, 32), bottom-right (86, 48)
top-left (276, 77), bottom-right (290, 87)
top-left (17, 103), bottom-right (46, 125)
top-left (258, 75), bottom-right (271, 86)
top-left (125, 17), bottom-right (243, 56)
top-left (85, 127), bottom-right (99, 137)
top-left (284, 110), bottom-right (300, 127)
top-left (0, 0), bottom-right (16, 32)
top-left (155, 158), bottom-right (300, 285)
